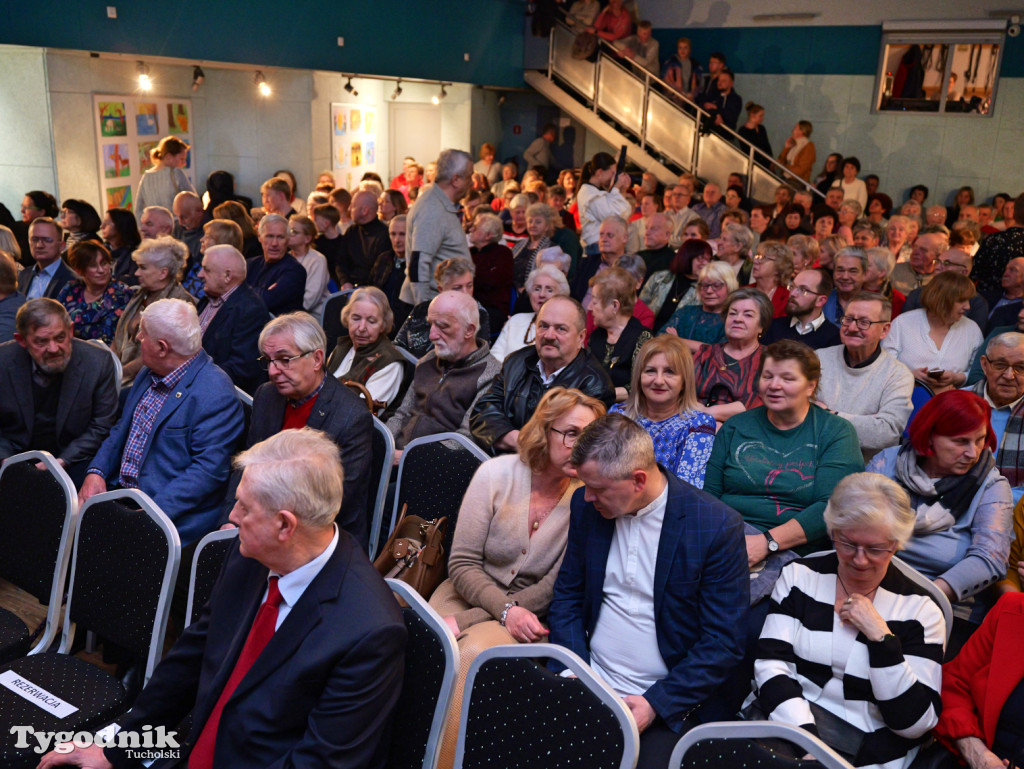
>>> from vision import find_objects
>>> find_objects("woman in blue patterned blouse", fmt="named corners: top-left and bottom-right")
top-left (57, 240), bottom-right (132, 344)
top-left (610, 335), bottom-right (716, 487)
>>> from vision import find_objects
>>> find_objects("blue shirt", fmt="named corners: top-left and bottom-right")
top-left (26, 260), bottom-right (62, 300)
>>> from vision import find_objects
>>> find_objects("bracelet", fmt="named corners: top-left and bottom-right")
top-left (500, 601), bottom-right (519, 627)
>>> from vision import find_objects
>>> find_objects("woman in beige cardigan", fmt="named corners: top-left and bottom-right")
top-left (429, 387), bottom-right (606, 766)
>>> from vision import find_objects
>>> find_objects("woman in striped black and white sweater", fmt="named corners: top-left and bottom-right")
top-left (754, 472), bottom-right (947, 769)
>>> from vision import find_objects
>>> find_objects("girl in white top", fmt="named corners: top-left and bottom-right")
top-left (287, 215), bottom-right (330, 319)
top-left (576, 152), bottom-right (633, 252)
top-left (135, 136), bottom-right (195, 215)
top-left (831, 156), bottom-right (868, 210)
top-left (882, 271), bottom-right (983, 392)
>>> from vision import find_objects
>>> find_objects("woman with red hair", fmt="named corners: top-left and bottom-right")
top-left (868, 389), bottom-right (1012, 652)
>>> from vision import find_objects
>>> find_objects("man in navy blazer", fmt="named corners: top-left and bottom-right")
top-left (197, 244), bottom-right (269, 394)
top-left (80, 298), bottom-right (245, 547)
top-left (548, 414), bottom-right (748, 769)
top-left (16, 217), bottom-right (75, 299)
top-left (246, 213), bottom-right (306, 314)
top-left (39, 428), bottom-right (406, 769)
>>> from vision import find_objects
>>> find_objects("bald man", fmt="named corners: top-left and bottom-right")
top-left (197, 244), bottom-right (269, 394)
top-left (174, 190), bottom-right (207, 297)
top-left (337, 189), bottom-right (390, 288)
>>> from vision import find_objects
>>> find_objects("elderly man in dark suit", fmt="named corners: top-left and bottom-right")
top-left (197, 244), bottom-right (269, 394)
top-left (38, 428), bottom-right (406, 769)
top-left (548, 414), bottom-right (749, 769)
top-left (0, 298), bottom-right (118, 485)
top-left (237, 311), bottom-right (373, 548)
top-left (17, 217), bottom-right (75, 300)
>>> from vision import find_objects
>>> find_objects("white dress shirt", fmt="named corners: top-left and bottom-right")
top-left (264, 525), bottom-right (339, 630)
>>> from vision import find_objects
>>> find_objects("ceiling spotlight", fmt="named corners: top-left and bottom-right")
top-left (191, 65), bottom-right (205, 91)
top-left (391, 79), bottom-right (403, 100)
top-left (255, 71), bottom-right (271, 97)
top-left (344, 76), bottom-right (359, 96)
top-left (431, 83), bottom-right (447, 105)
top-left (136, 61), bottom-right (152, 91)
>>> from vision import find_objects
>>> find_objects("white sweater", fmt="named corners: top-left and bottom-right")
top-left (576, 183), bottom-right (632, 248)
top-left (816, 345), bottom-right (914, 460)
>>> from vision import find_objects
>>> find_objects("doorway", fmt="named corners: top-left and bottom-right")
top-left (389, 103), bottom-right (442, 180)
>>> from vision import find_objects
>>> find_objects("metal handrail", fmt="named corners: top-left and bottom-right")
top-left (545, 19), bottom-right (824, 200)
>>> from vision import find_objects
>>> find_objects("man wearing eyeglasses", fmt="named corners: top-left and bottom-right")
top-left (816, 292), bottom-right (914, 461)
top-left (16, 217), bottom-right (75, 300)
top-left (763, 268), bottom-right (841, 349)
top-left (964, 331), bottom-right (1024, 503)
top-left (901, 248), bottom-right (989, 330)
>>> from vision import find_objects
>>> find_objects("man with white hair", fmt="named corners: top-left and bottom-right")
top-left (41, 428), bottom-right (406, 769)
top-left (400, 148), bottom-right (473, 305)
top-left (638, 212), bottom-right (676, 277)
top-left (197, 244), bottom-right (269, 394)
top-left (387, 290), bottom-right (502, 459)
top-left (572, 215), bottom-right (629, 304)
top-left (965, 331), bottom-right (1024, 503)
top-left (139, 205), bottom-right (175, 239)
top-left (80, 298), bottom-right (246, 546)
top-left (246, 212), bottom-right (307, 314)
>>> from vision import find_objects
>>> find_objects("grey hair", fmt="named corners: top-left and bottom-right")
top-left (864, 247), bottom-right (894, 278)
top-left (536, 249), bottom-right (572, 275)
top-left (204, 244), bottom-right (247, 277)
top-left (233, 427), bottom-right (344, 529)
top-left (15, 298), bottom-right (70, 336)
top-left (824, 472), bottom-right (915, 549)
top-left (723, 287), bottom-right (773, 333)
top-left (389, 214), bottom-right (407, 232)
top-left (601, 215), bottom-right (629, 235)
top-left (132, 235), bottom-right (187, 281)
top-left (143, 206), bottom-right (174, 228)
top-left (570, 413), bottom-right (656, 480)
top-left (341, 286), bottom-right (395, 335)
top-left (839, 199), bottom-right (863, 218)
top-left (429, 289), bottom-right (479, 334)
top-left (140, 298), bottom-right (202, 356)
top-left (358, 180), bottom-right (384, 198)
top-left (526, 263), bottom-right (571, 294)
top-left (987, 331), bottom-right (1024, 355)
top-left (258, 212), bottom-right (289, 237)
top-left (473, 212), bottom-right (504, 243)
top-left (835, 246), bottom-right (869, 272)
top-left (722, 222), bottom-right (755, 256)
top-left (510, 193), bottom-right (531, 211)
top-left (259, 311), bottom-right (328, 355)
top-left (435, 149), bottom-right (473, 185)
top-left (615, 253), bottom-right (646, 283)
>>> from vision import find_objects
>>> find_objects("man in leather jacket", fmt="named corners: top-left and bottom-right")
top-left (470, 295), bottom-right (615, 453)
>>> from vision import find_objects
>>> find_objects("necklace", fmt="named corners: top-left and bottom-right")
top-left (529, 480), bottom-right (569, 532)
top-left (837, 569), bottom-right (879, 602)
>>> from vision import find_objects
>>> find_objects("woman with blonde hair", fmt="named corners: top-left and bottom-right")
top-left (751, 241), bottom-right (794, 318)
top-left (326, 285), bottom-right (405, 407)
top-left (135, 136), bottom-right (195, 214)
top-left (787, 234), bottom-right (819, 274)
top-left (611, 336), bottom-right (716, 487)
top-left (661, 260), bottom-right (738, 352)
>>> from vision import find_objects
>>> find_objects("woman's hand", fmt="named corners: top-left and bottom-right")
top-left (746, 533), bottom-right (769, 567)
top-left (837, 593), bottom-right (891, 641)
top-left (956, 736), bottom-right (1010, 769)
top-left (615, 173), bottom-right (632, 192)
top-left (503, 606), bottom-right (549, 643)
top-left (664, 326), bottom-right (679, 336)
top-left (443, 615), bottom-right (460, 637)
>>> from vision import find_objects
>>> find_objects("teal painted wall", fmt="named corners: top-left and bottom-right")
top-left (0, 0), bottom-right (527, 87)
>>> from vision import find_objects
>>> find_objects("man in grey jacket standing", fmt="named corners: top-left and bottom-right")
top-left (400, 149), bottom-right (473, 306)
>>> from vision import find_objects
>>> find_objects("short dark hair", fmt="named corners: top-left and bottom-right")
top-left (910, 184), bottom-right (929, 200)
top-left (843, 156), bottom-right (862, 173)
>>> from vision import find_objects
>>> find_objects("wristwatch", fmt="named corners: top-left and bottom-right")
top-left (500, 601), bottom-right (519, 626)
top-left (764, 531), bottom-right (780, 553)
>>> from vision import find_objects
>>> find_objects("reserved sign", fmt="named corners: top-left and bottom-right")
top-left (0, 670), bottom-right (79, 718)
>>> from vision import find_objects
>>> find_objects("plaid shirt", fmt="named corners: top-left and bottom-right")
top-left (118, 355), bottom-right (198, 489)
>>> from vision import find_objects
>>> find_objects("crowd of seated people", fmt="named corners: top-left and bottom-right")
top-left (4, 130), bottom-right (1024, 769)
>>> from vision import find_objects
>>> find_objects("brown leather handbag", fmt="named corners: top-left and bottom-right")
top-left (373, 504), bottom-right (448, 600)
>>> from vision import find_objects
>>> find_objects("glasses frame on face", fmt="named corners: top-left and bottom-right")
top-left (752, 253), bottom-right (777, 263)
top-left (698, 281), bottom-right (726, 292)
top-left (549, 426), bottom-right (580, 448)
top-left (257, 350), bottom-right (315, 371)
top-left (29, 236), bottom-right (57, 245)
top-left (983, 356), bottom-right (1024, 377)
top-left (787, 283), bottom-right (824, 297)
top-left (838, 315), bottom-right (887, 331)
top-left (832, 538), bottom-right (896, 560)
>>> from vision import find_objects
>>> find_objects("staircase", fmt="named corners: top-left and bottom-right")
top-left (528, 21), bottom-right (822, 202)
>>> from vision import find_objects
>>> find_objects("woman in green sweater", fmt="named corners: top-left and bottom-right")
top-left (703, 339), bottom-right (864, 566)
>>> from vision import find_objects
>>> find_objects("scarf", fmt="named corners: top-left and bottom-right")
top-left (892, 442), bottom-right (995, 535)
top-left (326, 334), bottom-right (404, 383)
top-left (786, 136), bottom-right (809, 166)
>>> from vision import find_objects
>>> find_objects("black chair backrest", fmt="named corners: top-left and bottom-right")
top-left (397, 438), bottom-right (483, 558)
top-left (68, 498), bottom-right (173, 659)
top-left (323, 292), bottom-right (352, 352)
top-left (461, 656), bottom-right (626, 769)
top-left (0, 459), bottom-right (70, 603)
top-left (385, 607), bottom-right (447, 769)
top-left (186, 534), bottom-right (236, 626)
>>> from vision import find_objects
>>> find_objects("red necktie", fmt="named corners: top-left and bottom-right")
top-left (189, 576), bottom-right (283, 769)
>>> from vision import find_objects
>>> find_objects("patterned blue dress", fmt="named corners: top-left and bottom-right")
top-left (610, 404), bottom-right (717, 488)
top-left (58, 279), bottom-right (133, 344)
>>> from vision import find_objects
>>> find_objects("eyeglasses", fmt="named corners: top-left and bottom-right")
top-left (984, 357), bottom-right (1024, 376)
top-left (752, 253), bottom-right (776, 263)
top-left (832, 538), bottom-right (896, 560)
top-left (550, 426), bottom-right (581, 448)
top-left (698, 281), bottom-right (726, 291)
top-left (839, 315), bottom-right (888, 331)
top-left (787, 284), bottom-right (823, 297)
top-left (29, 236), bottom-right (56, 245)
top-left (257, 350), bottom-right (314, 370)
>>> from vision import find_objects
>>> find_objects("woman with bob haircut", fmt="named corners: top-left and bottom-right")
top-left (58, 240), bottom-right (132, 344)
top-left (430, 386), bottom-right (606, 765)
top-left (491, 264), bottom-right (570, 362)
top-left (610, 336), bottom-right (716, 487)
top-left (100, 207), bottom-right (142, 285)
top-left (326, 285), bottom-right (405, 407)
top-left (753, 472), bottom-right (945, 769)
top-left (660, 260), bottom-right (737, 352)
top-left (868, 389), bottom-right (1012, 647)
top-left (883, 271), bottom-right (983, 392)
